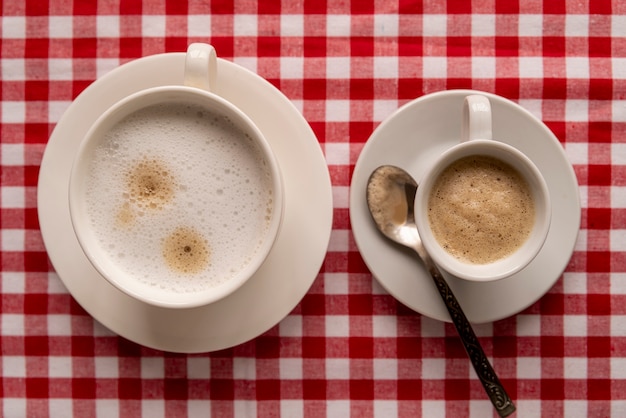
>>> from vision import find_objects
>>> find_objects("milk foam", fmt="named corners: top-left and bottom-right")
top-left (427, 155), bottom-right (535, 264)
top-left (83, 102), bottom-right (274, 292)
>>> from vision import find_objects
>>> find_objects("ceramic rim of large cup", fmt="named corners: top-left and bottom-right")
top-left (414, 139), bottom-right (551, 282)
top-left (68, 86), bottom-right (284, 308)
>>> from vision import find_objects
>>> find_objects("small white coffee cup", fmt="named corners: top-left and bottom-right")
top-left (69, 43), bottom-right (284, 308)
top-left (414, 94), bottom-right (551, 282)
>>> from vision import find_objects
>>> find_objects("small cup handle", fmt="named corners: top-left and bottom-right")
top-left (462, 94), bottom-right (492, 142)
top-left (184, 43), bottom-right (217, 92)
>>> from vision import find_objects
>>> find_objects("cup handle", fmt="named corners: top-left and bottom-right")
top-left (462, 94), bottom-right (492, 142)
top-left (184, 43), bottom-right (217, 92)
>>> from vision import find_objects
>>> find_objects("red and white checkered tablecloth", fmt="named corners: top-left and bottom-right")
top-left (1, 0), bottom-right (624, 416)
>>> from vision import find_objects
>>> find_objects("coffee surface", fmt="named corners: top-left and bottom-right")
top-left (427, 155), bottom-right (534, 264)
top-left (83, 102), bottom-right (274, 292)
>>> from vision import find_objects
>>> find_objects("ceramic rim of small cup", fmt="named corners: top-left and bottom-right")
top-left (414, 139), bottom-right (551, 282)
top-left (68, 86), bottom-right (284, 308)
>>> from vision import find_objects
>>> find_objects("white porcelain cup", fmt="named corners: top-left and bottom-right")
top-left (414, 94), bottom-right (551, 282)
top-left (69, 43), bottom-right (284, 308)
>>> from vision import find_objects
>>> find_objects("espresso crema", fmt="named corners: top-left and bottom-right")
top-left (427, 155), bottom-right (535, 264)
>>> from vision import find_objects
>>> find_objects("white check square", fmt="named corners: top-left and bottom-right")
top-left (234, 357), bottom-right (256, 379)
top-left (472, 14), bottom-right (495, 37)
top-left (281, 57), bottom-right (303, 79)
top-left (1, 59), bottom-right (25, 81)
top-left (324, 273), bottom-right (349, 295)
top-left (2, 356), bottom-right (26, 377)
top-left (421, 358), bottom-right (445, 379)
top-left (374, 56), bottom-right (398, 78)
top-left (328, 401), bottom-right (350, 417)
top-left (423, 14), bottom-right (446, 36)
top-left (279, 358), bottom-right (303, 379)
top-left (49, 399), bottom-right (72, 418)
top-left (612, 186), bottom-right (626, 208)
top-left (96, 400), bottom-right (120, 418)
top-left (2, 17), bottom-right (26, 38)
top-left (332, 185), bottom-right (349, 209)
top-left (0, 313), bottom-right (24, 336)
top-left (563, 315), bottom-right (587, 336)
top-left (49, 17), bottom-right (73, 38)
top-left (562, 272), bottom-right (587, 294)
top-left (372, 315), bottom-right (397, 337)
top-left (326, 359), bottom-right (349, 379)
top-left (325, 100), bottom-right (350, 122)
top-left (328, 230), bottom-right (349, 252)
top-left (2, 102), bottom-right (26, 123)
top-left (281, 14), bottom-right (304, 36)
top-left (612, 101), bottom-right (626, 122)
top-left (613, 16), bottom-right (626, 37)
top-left (517, 357), bottom-right (541, 379)
top-left (518, 57), bottom-right (543, 78)
top-left (566, 57), bottom-right (589, 79)
top-left (472, 57), bottom-right (495, 78)
top-left (564, 357), bottom-right (587, 379)
top-left (48, 356), bottom-right (72, 378)
top-left (1, 144), bottom-right (24, 165)
top-left (422, 401), bottom-right (445, 417)
top-left (374, 400), bottom-right (398, 417)
top-left (48, 59), bottom-right (73, 80)
top-left (325, 142), bottom-right (349, 165)
top-left (47, 314), bottom-right (72, 336)
top-left (96, 16), bottom-right (120, 38)
top-left (234, 14), bottom-right (257, 36)
top-left (326, 15), bottom-right (350, 37)
top-left (374, 14), bottom-right (398, 37)
top-left (188, 15), bottom-right (211, 37)
top-left (141, 400), bottom-right (164, 418)
top-left (326, 315), bottom-right (349, 336)
top-left (565, 100), bottom-right (588, 122)
top-left (95, 357), bottom-right (119, 378)
top-left (564, 142), bottom-right (588, 165)
top-left (2, 229), bottom-right (24, 251)
top-left (422, 57), bottom-right (447, 78)
top-left (142, 15), bottom-right (166, 37)
top-left (566, 15), bottom-right (589, 37)
top-left (326, 57), bottom-right (350, 79)
top-left (518, 15), bottom-right (542, 37)
top-left (373, 359), bottom-right (397, 380)
top-left (611, 358), bottom-right (626, 379)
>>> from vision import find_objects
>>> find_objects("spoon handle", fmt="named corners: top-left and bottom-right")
top-left (427, 264), bottom-right (516, 417)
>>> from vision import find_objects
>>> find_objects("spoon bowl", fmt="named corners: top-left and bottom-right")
top-left (366, 165), bottom-right (516, 417)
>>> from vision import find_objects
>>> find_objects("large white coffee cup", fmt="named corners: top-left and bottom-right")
top-left (414, 94), bottom-right (551, 282)
top-left (69, 44), bottom-right (284, 308)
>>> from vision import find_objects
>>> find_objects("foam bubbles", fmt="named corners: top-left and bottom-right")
top-left (427, 155), bottom-right (535, 264)
top-left (162, 226), bottom-right (210, 274)
top-left (83, 102), bottom-right (274, 292)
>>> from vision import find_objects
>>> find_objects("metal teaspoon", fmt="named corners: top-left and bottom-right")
top-left (366, 165), bottom-right (516, 417)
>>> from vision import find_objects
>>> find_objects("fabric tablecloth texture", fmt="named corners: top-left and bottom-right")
top-left (1, 0), bottom-right (623, 417)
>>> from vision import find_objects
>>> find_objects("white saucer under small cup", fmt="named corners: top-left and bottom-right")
top-left (38, 52), bottom-right (333, 352)
top-left (350, 90), bottom-right (580, 324)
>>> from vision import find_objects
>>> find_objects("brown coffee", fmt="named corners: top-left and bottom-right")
top-left (427, 155), bottom-right (535, 264)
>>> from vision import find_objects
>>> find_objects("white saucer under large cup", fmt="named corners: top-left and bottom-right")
top-left (350, 90), bottom-right (581, 324)
top-left (38, 54), bottom-right (333, 353)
